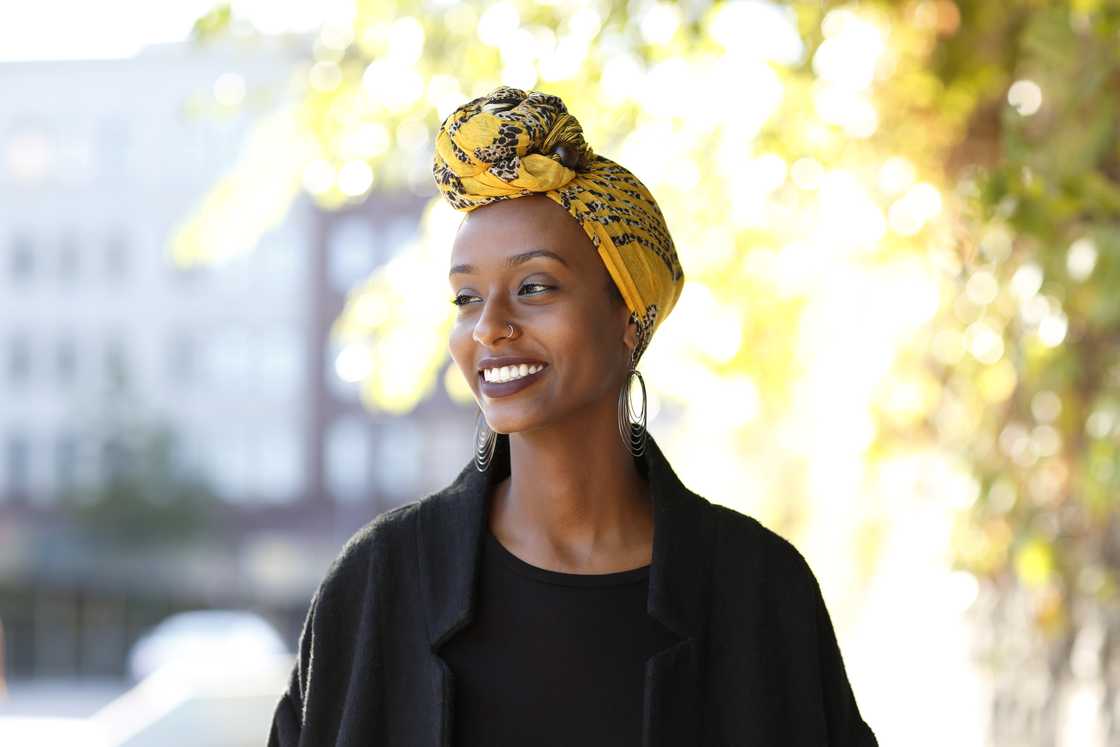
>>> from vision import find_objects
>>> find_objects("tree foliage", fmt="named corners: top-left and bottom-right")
top-left (62, 425), bottom-right (221, 548)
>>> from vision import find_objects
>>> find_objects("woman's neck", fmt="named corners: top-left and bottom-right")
top-left (487, 426), bottom-right (653, 574)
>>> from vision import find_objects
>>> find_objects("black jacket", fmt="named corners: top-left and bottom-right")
top-left (268, 430), bottom-right (878, 746)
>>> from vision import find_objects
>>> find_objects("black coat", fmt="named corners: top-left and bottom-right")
top-left (268, 430), bottom-right (879, 746)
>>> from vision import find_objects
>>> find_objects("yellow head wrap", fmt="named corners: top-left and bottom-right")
top-left (433, 85), bottom-right (684, 364)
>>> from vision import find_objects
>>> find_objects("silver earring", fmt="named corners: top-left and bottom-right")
top-left (474, 407), bottom-right (497, 472)
top-left (473, 321), bottom-right (515, 471)
top-left (617, 351), bottom-right (648, 457)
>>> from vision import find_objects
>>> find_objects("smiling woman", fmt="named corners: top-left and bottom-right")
top-left (446, 194), bottom-right (640, 471)
top-left (267, 86), bottom-right (878, 747)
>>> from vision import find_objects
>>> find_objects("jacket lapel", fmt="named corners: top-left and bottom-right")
top-left (417, 430), bottom-right (713, 746)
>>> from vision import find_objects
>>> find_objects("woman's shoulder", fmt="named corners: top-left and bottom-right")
top-left (706, 501), bottom-right (819, 595)
top-left (314, 500), bottom-right (423, 602)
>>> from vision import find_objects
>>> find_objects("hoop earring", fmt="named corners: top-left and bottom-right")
top-left (617, 353), bottom-right (648, 458)
top-left (474, 407), bottom-right (497, 472)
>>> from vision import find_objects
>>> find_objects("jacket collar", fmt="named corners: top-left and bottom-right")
top-left (417, 429), bottom-right (712, 650)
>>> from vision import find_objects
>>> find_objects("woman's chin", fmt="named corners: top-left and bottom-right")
top-left (480, 404), bottom-right (561, 435)
top-left (479, 413), bottom-right (530, 435)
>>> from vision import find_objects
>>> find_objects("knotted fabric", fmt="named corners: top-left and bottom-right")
top-left (433, 85), bottom-right (684, 364)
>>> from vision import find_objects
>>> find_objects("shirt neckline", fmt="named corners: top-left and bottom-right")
top-left (484, 527), bottom-right (651, 588)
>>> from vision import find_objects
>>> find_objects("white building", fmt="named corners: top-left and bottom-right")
top-left (0, 35), bottom-right (471, 520)
top-left (0, 36), bottom-right (480, 682)
top-left (0, 40), bottom-right (319, 506)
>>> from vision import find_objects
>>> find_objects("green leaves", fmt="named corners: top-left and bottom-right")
top-left (190, 2), bottom-right (233, 45)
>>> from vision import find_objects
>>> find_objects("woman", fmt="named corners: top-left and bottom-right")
top-left (269, 86), bottom-right (878, 746)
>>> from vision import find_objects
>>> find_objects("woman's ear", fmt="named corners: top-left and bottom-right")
top-left (622, 311), bottom-right (639, 365)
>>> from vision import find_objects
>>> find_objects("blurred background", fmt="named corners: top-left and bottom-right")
top-left (1, 0), bottom-right (1117, 745)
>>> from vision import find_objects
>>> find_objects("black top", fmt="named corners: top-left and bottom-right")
top-left (438, 527), bottom-right (682, 747)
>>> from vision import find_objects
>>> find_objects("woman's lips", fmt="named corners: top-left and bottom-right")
top-left (479, 364), bottom-right (548, 397)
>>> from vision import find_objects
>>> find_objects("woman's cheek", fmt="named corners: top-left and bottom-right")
top-left (448, 326), bottom-right (471, 374)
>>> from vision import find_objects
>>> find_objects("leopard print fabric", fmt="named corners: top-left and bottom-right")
top-left (433, 85), bottom-right (684, 365)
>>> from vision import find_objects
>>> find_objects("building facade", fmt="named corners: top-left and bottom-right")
top-left (0, 39), bottom-right (467, 679)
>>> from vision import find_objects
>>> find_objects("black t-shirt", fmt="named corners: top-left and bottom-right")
top-left (438, 527), bottom-right (682, 747)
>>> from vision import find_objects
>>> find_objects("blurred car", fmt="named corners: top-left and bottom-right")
top-left (126, 610), bottom-right (289, 683)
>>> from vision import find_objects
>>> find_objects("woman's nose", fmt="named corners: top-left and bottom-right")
top-left (472, 296), bottom-right (514, 346)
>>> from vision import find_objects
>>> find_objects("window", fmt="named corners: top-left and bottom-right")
top-left (5, 434), bottom-right (31, 497)
top-left (167, 331), bottom-right (195, 385)
top-left (105, 232), bottom-right (129, 279)
top-left (433, 424), bottom-right (468, 477)
top-left (96, 118), bottom-right (130, 178)
top-left (55, 127), bottom-right (94, 186)
top-left (326, 216), bottom-right (378, 293)
top-left (58, 234), bottom-right (79, 282)
top-left (104, 335), bottom-right (129, 390)
top-left (254, 426), bottom-right (304, 501)
top-left (325, 341), bottom-right (363, 403)
top-left (100, 436), bottom-right (128, 479)
top-left (9, 234), bottom-right (33, 281)
top-left (375, 419), bottom-right (424, 497)
top-left (206, 327), bottom-right (249, 390)
top-left (380, 216), bottom-right (419, 261)
top-left (6, 334), bottom-right (31, 385)
top-left (55, 433), bottom-right (79, 491)
top-left (326, 415), bottom-right (373, 502)
top-left (254, 328), bottom-right (301, 394)
top-left (208, 427), bottom-right (250, 500)
top-left (4, 125), bottom-right (52, 183)
top-left (56, 335), bottom-right (77, 384)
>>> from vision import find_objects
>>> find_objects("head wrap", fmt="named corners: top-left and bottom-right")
top-left (433, 85), bottom-right (684, 364)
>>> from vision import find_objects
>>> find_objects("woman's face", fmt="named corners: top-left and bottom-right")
top-left (448, 195), bottom-right (636, 435)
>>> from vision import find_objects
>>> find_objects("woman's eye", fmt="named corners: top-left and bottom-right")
top-left (451, 283), bottom-right (552, 307)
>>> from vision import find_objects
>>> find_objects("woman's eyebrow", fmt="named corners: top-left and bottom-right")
top-left (449, 248), bottom-right (569, 278)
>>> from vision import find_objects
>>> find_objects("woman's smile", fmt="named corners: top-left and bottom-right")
top-left (479, 363), bottom-right (550, 397)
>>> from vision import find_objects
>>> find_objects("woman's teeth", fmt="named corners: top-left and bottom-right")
top-left (483, 363), bottom-right (545, 383)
